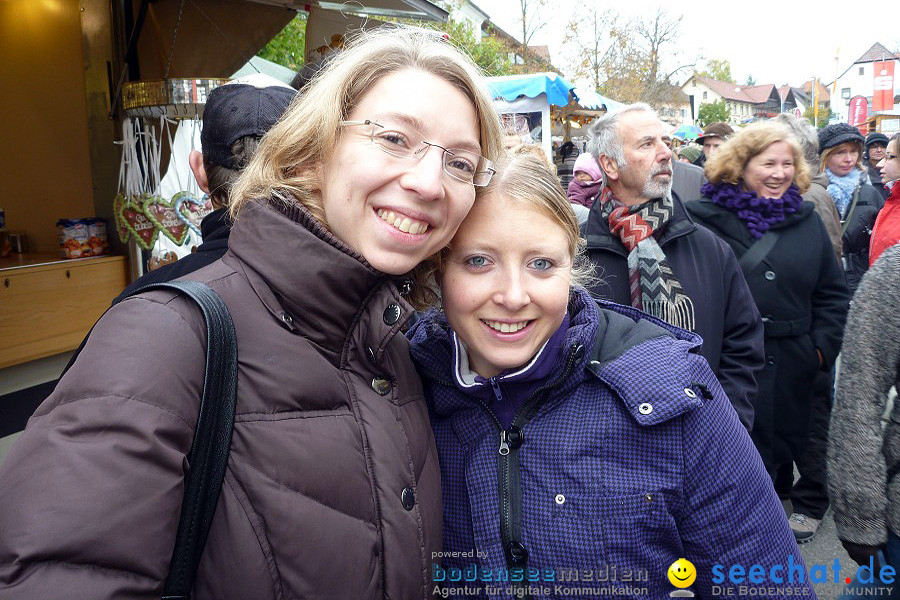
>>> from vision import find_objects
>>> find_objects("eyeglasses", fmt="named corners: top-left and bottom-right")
top-left (339, 119), bottom-right (495, 187)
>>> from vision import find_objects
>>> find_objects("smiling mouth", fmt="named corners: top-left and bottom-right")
top-left (672, 573), bottom-right (691, 581)
top-left (482, 319), bottom-right (532, 333)
top-left (376, 209), bottom-right (430, 235)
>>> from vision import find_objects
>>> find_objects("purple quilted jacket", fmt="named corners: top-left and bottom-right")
top-left (408, 288), bottom-right (814, 600)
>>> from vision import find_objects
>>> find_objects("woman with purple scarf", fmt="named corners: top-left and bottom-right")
top-left (686, 122), bottom-right (848, 526)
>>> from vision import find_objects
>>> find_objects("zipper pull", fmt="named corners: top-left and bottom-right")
top-left (499, 430), bottom-right (510, 456)
top-left (489, 376), bottom-right (503, 402)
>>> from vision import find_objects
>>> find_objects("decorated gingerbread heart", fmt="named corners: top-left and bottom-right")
top-left (144, 196), bottom-right (189, 245)
top-left (118, 195), bottom-right (158, 250)
top-left (174, 192), bottom-right (214, 237)
top-left (112, 193), bottom-right (131, 244)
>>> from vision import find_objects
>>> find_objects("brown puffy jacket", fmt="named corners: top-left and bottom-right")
top-left (0, 200), bottom-right (441, 599)
top-left (803, 172), bottom-right (844, 264)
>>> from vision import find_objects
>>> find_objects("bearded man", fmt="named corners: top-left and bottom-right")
top-left (582, 103), bottom-right (763, 432)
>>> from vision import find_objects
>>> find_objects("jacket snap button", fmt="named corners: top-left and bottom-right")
top-left (555, 494), bottom-right (566, 505)
top-left (383, 304), bottom-right (401, 325)
top-left (764, 270), bottom-right (776, 281)
top-left (371, 378), bottom-right (391, 396)
top-left (767, 355), bottom-right (776, 365)
top-left (508, 541), bottom-right (528, 565)
top-left (281, 312), bottom-right (293, 326)
top-left (401, 486), bottom-right (415, 511)
top-left (638, 402), bottom-right (653, 415)
top-left (684, 388), bottom-right (697, 398)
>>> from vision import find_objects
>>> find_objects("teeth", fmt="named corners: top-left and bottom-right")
top-left (377, 209), bottom-right (429, 235)
top-left (484, 320), bottom-right (529, 333)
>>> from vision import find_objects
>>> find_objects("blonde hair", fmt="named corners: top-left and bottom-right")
top-left (229, 25), bottom-right (504, 222)
top-left (509, 143), bottom-right (557, 174)
top-left (818, 141), bottom-right (865, 174)
top-left (705, 122), bottom-right (811, 193)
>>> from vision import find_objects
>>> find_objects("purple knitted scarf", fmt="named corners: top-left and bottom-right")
top-left (701, 182), bottom-right (804, 239)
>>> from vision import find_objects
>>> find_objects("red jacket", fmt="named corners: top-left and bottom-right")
top-left (870, 180), bottom-right (900, 266)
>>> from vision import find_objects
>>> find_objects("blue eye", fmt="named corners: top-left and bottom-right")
top-left (465, 255), bottom-right (490, 268)
top-left (530, 258), bottom-right (553, 271)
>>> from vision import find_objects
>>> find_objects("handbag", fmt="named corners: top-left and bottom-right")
top-left (64, 280), bottom-right (237, 600)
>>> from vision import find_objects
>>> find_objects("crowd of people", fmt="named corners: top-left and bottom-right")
top-left (0, 23), bottom-right (898, 600)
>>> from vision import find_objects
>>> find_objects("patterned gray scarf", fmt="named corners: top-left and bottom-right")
top-left (600, 189), bottom-right (696, 331)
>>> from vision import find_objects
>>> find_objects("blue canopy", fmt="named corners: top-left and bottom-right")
top-left (486, 73), bottom-right (575, 107)
top-left (485, 73), bottom-right (624, 113)
top-left (572, 87), bottom-right (624, 112)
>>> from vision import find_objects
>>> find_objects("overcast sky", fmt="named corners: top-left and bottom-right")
top-left (478, 0), bottom-right (900, 89)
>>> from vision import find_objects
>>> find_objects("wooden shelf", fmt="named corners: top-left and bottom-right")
top-left (0, 254), bottom-right (128, 368)
top-left (0, 252), bottom-right (123, 272)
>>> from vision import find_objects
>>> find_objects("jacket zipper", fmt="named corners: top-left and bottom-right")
top-left (498, 344), bottom-right (580, 576)
top-left (434, 343), bottom-right (579, 600)
top-left (428, 343), bottom-right (581, 592)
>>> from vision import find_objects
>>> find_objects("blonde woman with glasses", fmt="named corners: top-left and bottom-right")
top-left (0, 26), bottom-right (502, 599)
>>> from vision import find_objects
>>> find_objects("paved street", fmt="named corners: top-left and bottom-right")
top-left (793, 505), bottom-right (852, 600)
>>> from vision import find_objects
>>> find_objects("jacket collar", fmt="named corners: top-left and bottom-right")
top-left (689, 198), bottom-right (814, 243)
top-left (449, 315), bottom-right (570, 389)
top-left (583, 191), bottom-right (697, 256)
top-left (226, 199), bottom-right (405, 354)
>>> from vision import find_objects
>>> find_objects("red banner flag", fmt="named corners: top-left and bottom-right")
top-left (848, 95), bottom-right (868, 128)
top-left (873, 61), bottom-right (895, 112)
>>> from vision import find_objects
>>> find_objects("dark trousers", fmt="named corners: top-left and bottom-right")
top-left (775, 368), bottom-right (832, 519)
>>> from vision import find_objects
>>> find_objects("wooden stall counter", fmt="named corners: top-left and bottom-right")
top-left (0, 253), bottom-right (129, 369)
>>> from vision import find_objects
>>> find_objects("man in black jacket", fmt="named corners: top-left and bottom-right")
top-left (864, 132), bottom-right (890, 201)
top-left (116, 74), bottom-right (296, 301)
top-left (582, 103), bottom-right (763, 431)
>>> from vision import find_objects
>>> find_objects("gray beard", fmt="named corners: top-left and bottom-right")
top-left (642, 170), bottom-right (672, 199)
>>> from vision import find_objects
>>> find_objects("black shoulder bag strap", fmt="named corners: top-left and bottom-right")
top-left (840, 186), bottom-right (861, 237)
top-left (63, 280), bottom-right (237, 600)
top-left (738, 230), bottom-right (781, 275)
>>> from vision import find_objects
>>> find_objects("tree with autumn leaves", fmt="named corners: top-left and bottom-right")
top-left (562, 6), bottom-right (696, 106)
top-left (258, 8), bottom-right (516, 78)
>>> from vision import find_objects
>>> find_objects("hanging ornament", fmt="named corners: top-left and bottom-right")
top-left (117, 195), bottom-right (158, 250)
top-left (144, 196), bottom-right (189, 245)
top-left (174, 192), bottom-right (213, 237)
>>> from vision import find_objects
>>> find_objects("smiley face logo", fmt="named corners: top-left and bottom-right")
top-left (668, 558), bottom-right (696, 588)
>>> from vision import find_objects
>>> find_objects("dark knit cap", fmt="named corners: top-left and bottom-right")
top-left (678, 145), bottom-right (702, 163)
top-left (817, 123), bottom-right (864, 154)
top-left (201, 77), bottom-right (296, 169)
top-left (864, 132), bottom-right (890, 149)
top-left (696, 122), bottom-right (734, 144)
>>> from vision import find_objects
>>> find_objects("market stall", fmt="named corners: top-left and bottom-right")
top-left (0, 0), bottom-right (450, 435)
top-left (486, 73), bottom-right (620, 158)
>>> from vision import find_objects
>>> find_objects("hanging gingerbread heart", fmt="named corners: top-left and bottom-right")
top-left (112, 193), bottom-right (132, 244)
top-left (174, 192), bottom-right (214, 237)
top-left (144, 196), bottom-right (189, 245)
top-left (118, 194), bottom-right (158, 250)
